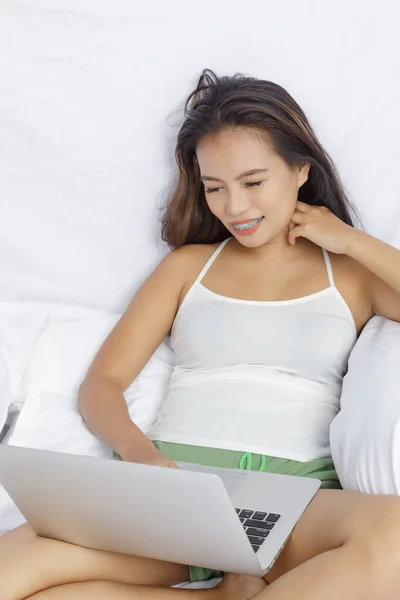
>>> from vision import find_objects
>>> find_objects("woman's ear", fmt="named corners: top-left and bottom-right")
top-left (297, 163), bottom-right (311, 188)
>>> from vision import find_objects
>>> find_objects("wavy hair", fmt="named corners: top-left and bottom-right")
top-left (161, 68), bottom-right (358, 248)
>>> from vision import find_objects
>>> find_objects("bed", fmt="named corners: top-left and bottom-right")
top-left (1, 0), bottom-right (400, 589)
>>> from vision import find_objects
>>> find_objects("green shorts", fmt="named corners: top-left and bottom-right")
top-left (152, 441), bottom-right (340, 583)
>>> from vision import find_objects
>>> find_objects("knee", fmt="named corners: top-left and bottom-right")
top-left (350, 496), bottom-right (400, 548)
top-left (351, 500), bottom-right (400, 591)
top-left (369, 498), bottom-right (400, 555)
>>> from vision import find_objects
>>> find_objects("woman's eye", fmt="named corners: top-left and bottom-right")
top-left (245, 181), bottom-right (263, 188)
top-left (205, 181), bottom-right (263, 194)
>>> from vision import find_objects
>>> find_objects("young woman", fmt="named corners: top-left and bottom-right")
top-left (3, 69), bottom-right (400, 600)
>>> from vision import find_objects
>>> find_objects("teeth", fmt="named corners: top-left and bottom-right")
top-left (233, 217), bottom-right (263, 231)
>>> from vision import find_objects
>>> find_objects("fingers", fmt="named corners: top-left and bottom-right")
top-left (290, 202), bottom-right (313, 236)
top-left (290, 210), bottom-right (307, 225)
top-left (295, 200), bottom-right (312, 212)
top-left (288, 209), bottom-right (307, 245)
top-left (288, 224), bottom-right (305, 245)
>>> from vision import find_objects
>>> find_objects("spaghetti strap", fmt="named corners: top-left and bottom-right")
top-left (174, 237), bottom-right (232, 317)
top-left (192, 237), bottom-right (231, 286)
top-left (322, 248), bottom-right (335, 287)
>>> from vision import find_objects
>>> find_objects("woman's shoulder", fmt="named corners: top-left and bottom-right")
top-left (159, 243), bottom-right (223, 295)
top-left (329, 251), bottom-right (369, 282)
top-left (164, 242), bottom-right (222, 271)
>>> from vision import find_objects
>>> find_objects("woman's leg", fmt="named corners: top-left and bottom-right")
top-left (6, 489), bottom-right (400, 600)
top-left (26, 581), bottom-right (220, 600)
top-left (0, 524), bottom-right (190, 600)
top-left (26, 577), bottom-right (266, 600)
top-left (228, 489), bottom-right (400, 600)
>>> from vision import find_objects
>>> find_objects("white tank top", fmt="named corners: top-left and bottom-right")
top-left (148, 238), bottom-right (358, 462)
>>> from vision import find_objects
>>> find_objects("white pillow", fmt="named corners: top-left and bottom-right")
top-left (0, 304), bottom-right (47, 434)
top-left (9, 392), bottom-right (113, 458)
top-left (330, 316), bottom-right (400, 494)
top-left (22, 314), bottom-right (122, 397)
top-left (18, 313), bottom-right (174, 442)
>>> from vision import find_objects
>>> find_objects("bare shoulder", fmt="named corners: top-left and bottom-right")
top-left (329, 252), bottom-right (370, 285)
top-left (162, 242), bottom-right (221, 306)
top-left (137, 242), bottom-right (221, 300)
top-left (167, 242), bottom-right (221, 262)
top-left (162, 242), bottom-right (221, 279)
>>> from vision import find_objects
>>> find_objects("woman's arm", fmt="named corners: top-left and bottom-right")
top-left (78, 248), bottom-right (190, 463)
top-left (345, 229), bottom-right (400, 322)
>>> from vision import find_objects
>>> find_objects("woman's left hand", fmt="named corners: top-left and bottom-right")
top-left (288, 201), bottom-right (355, 254)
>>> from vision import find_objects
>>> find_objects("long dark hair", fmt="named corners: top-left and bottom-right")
top-left (162, 68), bottom-right (359, 248)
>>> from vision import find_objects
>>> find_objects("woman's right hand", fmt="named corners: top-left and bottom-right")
top-left (122, 446), bottom-right (180, 470)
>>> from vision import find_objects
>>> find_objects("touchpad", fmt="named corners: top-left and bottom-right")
top-left (178, 463), bottom-right (247, 495)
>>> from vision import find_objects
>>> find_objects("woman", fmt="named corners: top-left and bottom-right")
top-left (3, 69), bottom-right (400, 600)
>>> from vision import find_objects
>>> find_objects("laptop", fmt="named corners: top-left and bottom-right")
top-left (0, 445), bottom-right (320, 576)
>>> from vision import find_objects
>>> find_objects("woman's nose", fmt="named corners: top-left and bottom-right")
top-left (226, 190), bottom-right (251, 218)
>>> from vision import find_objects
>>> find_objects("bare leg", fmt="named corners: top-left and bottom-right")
top-left (254, 543), bottom-right (398, 600)
top-left (25, 581), bottom-right (221, 600)
top-left (25, 578), bottom-right (266, 600)
top-left (1, 525), bottom-right (189, 600)
top-left (6, 490), bottom-right (400, 600)
top-left (220, 490), bottom-right (400, 600)
top-left (1, 524), bottom-right (265, 600)
top-left (221, 545), bottom-right (395, 600)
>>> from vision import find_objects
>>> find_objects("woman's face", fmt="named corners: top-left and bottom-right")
top-left (196, 128), bottom-right (310, 248)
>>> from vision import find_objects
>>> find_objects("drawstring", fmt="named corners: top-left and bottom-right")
top-left (239, 451), bottom-right (252, 471)
top-left (259, 454), bottom-right (267, 472)
top-left (239, 452), bottom-right (267, 472)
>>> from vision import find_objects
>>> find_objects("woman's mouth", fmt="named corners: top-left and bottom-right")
top-left (231, 216), bottom-right (264, 235)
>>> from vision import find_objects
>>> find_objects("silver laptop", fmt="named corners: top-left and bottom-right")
top-left (0, 445), bottom-right (320, 576)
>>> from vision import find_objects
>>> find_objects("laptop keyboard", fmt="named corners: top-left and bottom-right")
top-left (235, 508), bottom-right (281, 553)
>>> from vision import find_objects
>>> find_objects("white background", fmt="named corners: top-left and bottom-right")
top-left (0, 0), bottom-right (399, 312)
